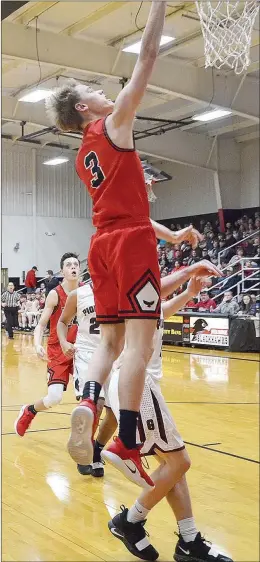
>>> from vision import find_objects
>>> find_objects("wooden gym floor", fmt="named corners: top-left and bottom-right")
top-left (2, 333), bottom-right (259, 562)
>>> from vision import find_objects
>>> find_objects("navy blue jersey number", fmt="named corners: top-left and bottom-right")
top-left (84, 151), bottom-right (105, 189)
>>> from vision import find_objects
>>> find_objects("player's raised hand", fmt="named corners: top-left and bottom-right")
top-left (35, 345), bottom-right (47, 360)
top-left (190, 260), bottom-right (222, 278)
top-left (61, 341), bottom-right (76, 358)
top-left (187, 277), bottom-right (204, 298)
top-left (172, 225), bottom-right (204, 249)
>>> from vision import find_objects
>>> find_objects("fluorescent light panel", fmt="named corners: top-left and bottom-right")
top-left (19, 89), bottom-right (53, 103)
top-left (193, 109), bottom-right (232, 122)
top-left (123, 35), bottom-right (174, 54)
top-left (43, 157), bottom-right (69, 166)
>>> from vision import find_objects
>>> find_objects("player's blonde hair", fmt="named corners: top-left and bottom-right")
top-left (45, 79), bottom-right (83, 132)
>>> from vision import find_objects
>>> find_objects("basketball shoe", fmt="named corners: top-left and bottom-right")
top-left (174, 532), bottom-right (233, 562)
top-left (108, 506), bottom-right (159, 561)
top-left (14, 405), bottom-right (35, 436)
top-left (101, 436), bottom-right (154, 489)
top-left (67, 398), bottom-right (97, 466)
top-left (77, 462), bottom-right (104, 477)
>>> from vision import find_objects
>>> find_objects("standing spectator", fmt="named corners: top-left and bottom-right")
top-left (25, 266), bottom-right (38, 293)
top-left (1, 282), bottom-right (20, 339)
top-left (45, 270), bottom-right (60, 295)
top-left (193, 290), bottom-right (217, 312)
top-left (214, 290), bottom-right (239, 315)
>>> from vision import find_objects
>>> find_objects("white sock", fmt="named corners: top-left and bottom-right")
top-left (127, 500), bottom-right (150, 524)
top-left (178, 517), bottom-right (198, 542)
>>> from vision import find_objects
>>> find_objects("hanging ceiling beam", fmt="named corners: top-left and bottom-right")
top-left (2, 21), bottom-right (259, 124)
top-left (61, 2), bottom-right (127, 36)
top-left (13, 1), bottom-right (59, 25)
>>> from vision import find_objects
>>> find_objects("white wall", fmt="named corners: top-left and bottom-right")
top-left (240, 140), bottom-right (260, 209)
top-left (217, 139), bottom-right (241, 209)
top-left (150, 162), bottom-right (216, 220)
top-left (2, 141), bottom-right (94, 280)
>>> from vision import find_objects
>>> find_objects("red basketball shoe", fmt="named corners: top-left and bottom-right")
top-left (67, 398), bottom-right (97, 466)
top-left (14, 405), bottom-right (35, 437)
top-left (101, 437), bottom-right (154, 490)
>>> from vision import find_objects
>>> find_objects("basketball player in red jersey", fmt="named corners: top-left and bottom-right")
top-left (15, 253), bottom-right (80, 436)
top-left (46, 2), bottom-right (202, 488)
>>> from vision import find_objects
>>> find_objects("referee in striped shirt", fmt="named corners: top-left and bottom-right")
top-left (1, 282), bottom-right (20, 339)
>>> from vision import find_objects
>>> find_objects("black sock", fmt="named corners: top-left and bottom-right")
top-left (119, 410), bottom-right (138, 450)
top-left (93, 440), bottom-right (104, 463)
top-left (82, 381), bottom-right (102, 404)
top-left (28, 405), bottom-right (37, 415)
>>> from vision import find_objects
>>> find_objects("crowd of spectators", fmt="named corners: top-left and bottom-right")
top-left (158, 211), bottom-right (260, 316)
top-left (1, 266), bottom-right (58, 338)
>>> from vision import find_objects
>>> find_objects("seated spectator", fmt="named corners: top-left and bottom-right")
top-left (201, 248), bottom-right (211, 261)
top-left (18, 295), bottom-right (27, 329)
top-left (225, 232), bottom-right (237, 246)
top-left (214, 290), bottom-right (239, 315)
top-left (238, 294), bottom-right (257, 316)
top-left (192, 290), bottom-right (217, 312)
top-left (39, 294), bottom-right (46, 309)
top-left (206, 231), bottom-right (216, 250)
top-left (25, 266), bottom-right (38, 293)
top-left (208, 240), bottom-right (219, 261)
top-left (214, 266), bottom-right (240, 295)
top-left (229, 247), bottom-right (244, 266)
top-left (180, 242), bottom-right (192, 259)
top-left (165, 243), bottom-right (174, 264)
top-left (26, 293), bottom-right (40, 329)
top-left (188, 249), bottom-right (201, 265)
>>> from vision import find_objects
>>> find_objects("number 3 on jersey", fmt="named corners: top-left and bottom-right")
top-left (84, 151), bottom-right (105, 189)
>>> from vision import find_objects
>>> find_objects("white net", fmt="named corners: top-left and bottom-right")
top-left (195, 0), bottom-right (259, 74)
top-left (144, 172), bottom-right (157, 202)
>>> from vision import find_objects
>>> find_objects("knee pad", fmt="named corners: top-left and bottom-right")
top-left (43, 384), bottom-right (64, 408)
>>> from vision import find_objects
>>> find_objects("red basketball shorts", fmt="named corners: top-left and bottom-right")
top-left (47, 344), bottom-right (73, 390)
top-left (88, 221), bottom-right (161, 323)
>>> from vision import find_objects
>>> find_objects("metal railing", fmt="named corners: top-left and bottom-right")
top-left (218, 229), bottom-right (260, 264)
top-left (212, 257), bottom-right (260, 301)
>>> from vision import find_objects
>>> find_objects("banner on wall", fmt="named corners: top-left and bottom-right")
top-left (163, 315), bottom-right (183, 343)
top-left (189, 316), bottom-right (229, 347)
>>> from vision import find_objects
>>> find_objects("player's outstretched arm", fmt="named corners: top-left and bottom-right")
top-left (109, 1), bottom-right (166, 128)
top-left (57, 290), bottom-right (77, 357)
top-left (34, 290), bottom-right (58, 359)
top-left (161, 260), bottom-right (221, 299)
top-left (162, 277), bottom-right (204, 319)
top-left (150, 220), bottom-right (204, 249)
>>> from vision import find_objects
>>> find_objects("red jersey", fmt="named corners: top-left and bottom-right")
top-left (76, 117), bottom-right (149, 229)
top-left (48, 285), bottom-right (77, 348)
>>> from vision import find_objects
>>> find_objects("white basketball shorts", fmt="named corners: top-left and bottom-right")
top-left (104, 369), bottom-right (184, 456)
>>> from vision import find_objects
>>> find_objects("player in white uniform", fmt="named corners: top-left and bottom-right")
top-left (58, 262), bottom-right (232, 562)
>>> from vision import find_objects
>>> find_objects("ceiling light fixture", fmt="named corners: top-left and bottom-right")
top-left (123, 35), bottom-right (174, 54)
top-left (193, 109), bottom-right (232, 122)
top-left (19, 89), bottom-right (53, 103)
top-left (43, 157), bottom-right (69, 166)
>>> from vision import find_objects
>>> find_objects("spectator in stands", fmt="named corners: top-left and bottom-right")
top-left (229, 247), bottom-right (244, 266)
top-left (206, 231), bottom-right (216, 250)
top-left (214, 290), bottom-right (239, 316)
top-left (1, 282), bottom-right (20, 339)
top-left (238, 294), bottom-right (257, 316)
top-left (201, 248), bottom-right (211, 261)
top-left (23, 294), bottom-right (33, 331)
top-left (45, 270), bottom-right (60, 295)
top-left (165, 243), bottom-right (174, 265)
top-left (18, 296), bottom-right (27, 330)
top-left (188, 250), bottom-right (200, 265)
top-left (25, 266), bottom-right (38, 293)
top-left (192, 289), bottom-right (216, 312)
top-left (208, 240), bottom-right (219, 262)
top-left (26, 293), bottom-right (40, 329)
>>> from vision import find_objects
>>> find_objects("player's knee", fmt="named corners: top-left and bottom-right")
top-left (43, 384), bottom-right (64, 408)
top-left (166, 448), bottom-right (191, 476)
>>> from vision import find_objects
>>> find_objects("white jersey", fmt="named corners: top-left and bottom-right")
top-left (75, 284), bottom-right (100, 352)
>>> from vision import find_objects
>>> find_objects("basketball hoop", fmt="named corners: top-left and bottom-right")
top-left (144, 172), bottom-right (157, 203)
top-left (195, 1), bottom-right (259, 74)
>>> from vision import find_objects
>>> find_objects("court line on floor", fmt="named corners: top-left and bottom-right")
top-left (201, 442), bottom-right (221, 446)
top-left (3, 409), bottom-right (71, 415)
top-left (2, 402), bottom-right (76, 408)
top-left (162, 347), bottom-right (259, 363)
top-left (185, 441), bottom-right (259, 464)
top-left (166, 401), bottom-right (259, 404)
top-left (2, 427), bottom-right (70, 436)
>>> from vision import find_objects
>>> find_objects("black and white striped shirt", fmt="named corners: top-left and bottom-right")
top-left (1, 291), bottom-right (20, 307)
